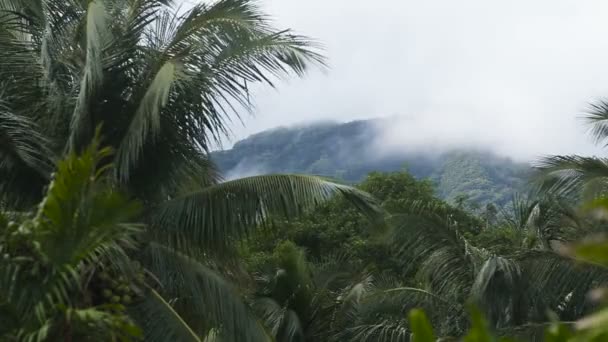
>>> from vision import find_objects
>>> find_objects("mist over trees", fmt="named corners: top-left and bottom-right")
top-left (212, 119), bottom-right (530, 207)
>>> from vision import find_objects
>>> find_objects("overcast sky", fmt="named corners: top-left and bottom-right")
top-left (222, 0), bottom-right (608, 160)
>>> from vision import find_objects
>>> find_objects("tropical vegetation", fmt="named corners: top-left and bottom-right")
top-left (0, 0), bottom-right (379, 340)
top-left (240, 170), bottom-right (608, 341)
top-left (2, 0), bottom-right (608, 341)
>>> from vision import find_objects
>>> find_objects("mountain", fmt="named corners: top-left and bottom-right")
top-left (212, 119), bottom-right (532, 207)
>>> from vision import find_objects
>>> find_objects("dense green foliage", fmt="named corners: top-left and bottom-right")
top-left (436, 151), bottom-right (528, 207)
top-left (243, 171), bottom-right (482, 277)
top-left (0, 0), bottom-right (380, 340)
top-left (211, 120), bottom-right (530, 207)
top-left (241, 168), bottom-right (608, 341)
top-left (407, 229), bottom-right (608, 342)
top-left (1, 141), bottom-right (143, 341)
top-left (2, 0), bottom-right (608, 341)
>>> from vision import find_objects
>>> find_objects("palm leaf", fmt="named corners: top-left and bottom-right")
top-left (34, 138), bottom-right (141, 266)
top-left (471, 256), bottom-right (524, 328)
top-left (536, 155), bottom-right (608, 199)
top-left (70, 0), bottom-right (111, 150)
top-left (130, 285), bottom-right (202, 342)
top-left (345, 286), bottom-right (464, 340)
top-left (516, 250), bottom-right (608, 321)
top-left (115, 0), bottom-right (325, 181)
top-left (586, 100), bottom-right (608, 146)
top-left (141, 242), bottom-right (270, 341)
top-left (254, 297), bottom-right (304, 342)
top-left (388, 201), bottom-right (479, 303)
top-left (115, 59), bottom-right (186, 181)
top-left (152, 174), bottom-right (380, 256)
top-left (0, 102), bottom-right (53, 207)
top-left (347, 320), bottom-right (411, 342)
top-left (1, 137), bottom-right (143, 340)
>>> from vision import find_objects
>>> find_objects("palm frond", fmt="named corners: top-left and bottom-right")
top-left (70, 0), bottom-right (111, 150)
top-left (0, 102), bottom-right (53, 207)
top-left (115, 0), bottom-right (325, 181)
top-left (347, 320), bottom-right (411, 342)
top-left (122, 132), bottom-right (222, 200)
top-left (502, 194), bottom-right (586, 249)
top-left (471, 256), bottom-right (525, 328)
top-left (500, 194), bottom-right (538, 231)
top-left (130, 286), bottom-right (202, 342)
top-left (0, 137), bottom-right (144, 340)
top-left (388, 201), bottom-right (479, 303)
top-left (203, 328), bottom-right (222, 342)
top-left (141, 242), bottom-right (270, 342)
top-left (347, 285), bottom-right (465, 340)
top-left (34, 138), bottom-right (141, 266)
top-left (535, 155), bottom-right (608, 199)
top-left (586, 100), bottom-right (608, 146)
top-left (115, 59), bottom-right (186, 181)
top-left (152, 174), bottom-right (380, 256)
top-left (0, 0), bottom-right (44, 24)
top-left (311, 252), bottom-right (369, 292)
top-left (516, 250), bottom-right (608, 322)
top-left (254, 297), bottom-right (304, 342)
top-left (331, 274), bottom-right (375, 334)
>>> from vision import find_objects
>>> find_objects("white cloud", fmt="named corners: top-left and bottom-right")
top-left (219, 0), bottom-right (608, 159)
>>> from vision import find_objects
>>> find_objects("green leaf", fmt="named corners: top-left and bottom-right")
top-left (536, 155), bottom-right (608, 199)
top-left (70, 0), bottom-right (111, 149)
top-left (0, 136), bottom-right (144, 340)
top-left (463, 306), bottom-right (494, 342)
top-left (116, 59), bottom-right (185, 181)
top-left (408, 309), bottom-right (436, 342)
top-left (568, 236), bottom-right (608, 268)
top-left (0, 104), bottom-right (53, 207)
top-left (34, 134), bottom-right (141, 266)
top-left (544, 322), bottom-right (574, 342)
top-left (141, 242), bottom-right (270, 342)
top-left (130, 286), bottom-right (202, 342)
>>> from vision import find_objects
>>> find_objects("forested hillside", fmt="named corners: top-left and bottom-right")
top-left (212, 119), bottom-right (531, 206)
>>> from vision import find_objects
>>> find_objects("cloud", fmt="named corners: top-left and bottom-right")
top-left (222, 159), bottom-right (269, 180)
top-left (220, 0), bottom-right (608, 160)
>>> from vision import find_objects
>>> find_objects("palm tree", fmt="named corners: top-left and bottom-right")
top-left (538, 101), bottom-right (608, 200)
top-left (0, 0), bottom-right (329, 206)
top-left (251, 241), bottom-right (373, 342)
top-left (0, 0), bottom-right (380, 340)
top-left (1, 140), bottom-right (143, 340)
top-left (338, 198), bottom-right (608, 341)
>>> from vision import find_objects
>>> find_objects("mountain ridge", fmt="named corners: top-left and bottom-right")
top-left (212, 119), bottom-right (532, 206)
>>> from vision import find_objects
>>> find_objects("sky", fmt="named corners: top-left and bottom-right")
top-left (222, 0), bottom-right (608, 160)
